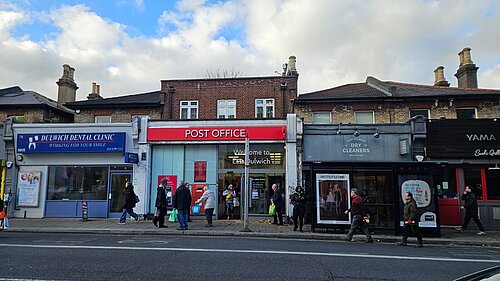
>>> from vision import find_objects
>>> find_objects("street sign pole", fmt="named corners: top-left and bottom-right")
top-left (241, 137), bottom-right (252, 232)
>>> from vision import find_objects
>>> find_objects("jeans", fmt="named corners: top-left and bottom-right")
top-left (226, 202), bottom-right (234, 219)
top-left (347, 215), bottom-right (372, 241)
top-left (120, 208), bottom-right (138, 222)
top-left (205, 208), bottom-right (214, 225)
top-left (292, 207), bottom-right (305, 230)
top-left (177, 208), bottom-right (189, 229)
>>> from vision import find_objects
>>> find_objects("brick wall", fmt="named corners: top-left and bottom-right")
top-left (161, 76), bottom-right (298, 120)
top-left (74, 108), bottom-right (161, 123)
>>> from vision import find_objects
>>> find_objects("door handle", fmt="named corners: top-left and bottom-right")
top-left (109, 193), bottom-right (112, 200)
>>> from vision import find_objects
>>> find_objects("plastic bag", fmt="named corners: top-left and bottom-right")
top-left (168, 208), bottom-right (178, 222)
top-left (192, 205), bottom-right (201, 215)
top-left (268, 203), bottom-right (276, 216)
top-left (233, 197), bottom-right (240, 207)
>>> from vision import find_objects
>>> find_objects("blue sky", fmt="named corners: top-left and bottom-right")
top-left (1, 0), bottom-right (499, 101)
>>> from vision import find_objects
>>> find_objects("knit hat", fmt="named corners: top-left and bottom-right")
top-left (351, 188), bottom-right (359, 195)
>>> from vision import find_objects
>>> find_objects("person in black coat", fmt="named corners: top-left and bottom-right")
top-left (271, 184), bottom-right (284, 225)
top-left (153, 178), bottom-right (168, 228)
top-left (119, 182), bottom-right (139, 224)
top-left (456, 186), bottom-right (486, 235)
top-left (291, 186), bottom-right (306, 232)
top-left (173, 181), bottom-right (192, 230)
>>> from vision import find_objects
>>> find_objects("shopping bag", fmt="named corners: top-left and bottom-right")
top-left (192, 205), bottom-right (201, 215)
top-left (0, 210), bottom-right (5, 219)
top-left (233, 197), bottom-right (240, 207)
top-left (268, 203), bottom-right (276, 216)
top-left (168, 208), bottom-right (178, 222)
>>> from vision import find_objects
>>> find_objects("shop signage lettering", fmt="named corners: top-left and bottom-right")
top-left (186, 129), bottom-right (246, 138)
top-left (230, 149), bottom-right (276, 165)
top-left (148, 126), bottom-right (286, 141)
top-left (474, 149), bottom-right (500, 157)
top-left (466, 134), bottom-right (497, 141)
top-left (342, 138), bottom-right (371, 157)
top-left (17, 133), bottom-right (126, 154)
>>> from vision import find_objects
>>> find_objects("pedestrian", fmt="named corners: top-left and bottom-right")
top-left (398, 192), bottom-right (423, 247)
top-left (271, 183), bottom-right (284, 225)
top-left (153, 178), bottom-right (168, 228)
top-left (345, 188), bottom-right (373, 243)
top-left (173, 180), bottom-right (191, 230)
top-left (456, 186), bottom-right (486, 235)
top-left (119, 182), bottom-right (139, 224)
top-left (222, 184), bottom-right (236, 219)
top-left (290, 185), bottom-right (306, 232)
top-left (195, 186), bottom-right (216, 227)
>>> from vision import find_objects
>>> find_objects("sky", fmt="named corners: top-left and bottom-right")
top-left (1, 0), bottom-right (499, 101)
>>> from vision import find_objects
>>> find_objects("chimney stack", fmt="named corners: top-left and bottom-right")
top-left (56, 64), bottom-right (78, 106)
top-left (454, 47), bottom-right (478, 88)
top-left (286, 55), bottom-right (298, 76)
top-left (87, 82), bottom-right (103, 100)
top-left (433, 66), bottom-right (450, 87)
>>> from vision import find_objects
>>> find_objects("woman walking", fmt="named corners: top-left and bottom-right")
top-left (195, 186), bottom-right (216, 227)
top-left (119, 182), bottom-right (139, 224)
top-left (291, 186), bottom-right (306, 232)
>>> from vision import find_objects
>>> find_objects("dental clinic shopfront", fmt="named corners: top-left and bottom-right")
top-left (147, 117), bottom-right (299, 220)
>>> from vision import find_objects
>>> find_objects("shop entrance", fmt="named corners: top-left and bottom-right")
top-left (108, 172), bottom-right (132, 218)
top-left (217, 172), bottom-right (285, 219)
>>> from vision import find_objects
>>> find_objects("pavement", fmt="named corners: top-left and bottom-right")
top-left (2, 216), bottom-right (499, 248)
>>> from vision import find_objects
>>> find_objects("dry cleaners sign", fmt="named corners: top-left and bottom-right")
top-left (17, 133), bottom-right (126, 153)
top-left (342, 138), bottom-right (371, 157)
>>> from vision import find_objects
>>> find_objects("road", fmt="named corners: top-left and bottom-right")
top-left (0, 232), bottom-right (499, 281)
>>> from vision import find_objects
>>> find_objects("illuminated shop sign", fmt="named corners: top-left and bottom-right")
top-left (16, 133), bottom-right (126, 153)
top-left (148, 126), bottom-right (286, 141)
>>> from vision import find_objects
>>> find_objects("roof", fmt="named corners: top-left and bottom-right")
top-left (0, 86), bottom-right (74, 115)
top-left (65, 91), bottom-right (164, 109)
top-left (296, 77), bottom-right (500, 102)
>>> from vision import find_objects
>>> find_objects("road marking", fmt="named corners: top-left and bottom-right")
top-left (0, 243), bottom-right (499, 264)
top-left (0, 279), bottom-right (60, 281)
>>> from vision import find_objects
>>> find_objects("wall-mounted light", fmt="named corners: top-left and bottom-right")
top-left (16, 154), bottom-right (23, 161)
top-left (373, 127), bottom-right (380, 138)
top-left (434, 99), bottom-right (439, 107)
top-left (353, 131), bottom-right (360, 137)
top-left (336, 124), bottom-right (342, 135)
top-left (449, 99), bottom-right (453, 107)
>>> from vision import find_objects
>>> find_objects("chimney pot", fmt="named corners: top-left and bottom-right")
top-left (96, 84), bottom-right (100, 95)
top-left (57, 64), bottom-right (78, 105)
top-left (92, 82), bottom-right (97, 94)
top-left (433, 66), bottom-right (450, 87)
top-left (455, 47), bottom-right (478, 88)
top-left (286, 55), bottom-right (298, 76)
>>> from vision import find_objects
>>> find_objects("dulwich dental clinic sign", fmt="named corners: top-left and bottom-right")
top-left (148, 126), bottom-right (286, 141)
top-left (426, 119), bottom-right (500, 159)
top-left (17, 133), bottom-right (126, 153)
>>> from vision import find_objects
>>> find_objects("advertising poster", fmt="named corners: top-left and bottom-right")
top-left (398, 175), bottom-right (437, 228)
top-left (194, 161), bottom-right (207, 182)
top-left (17, 171), bottom-right (41, 207)
top-left (316, 174), bottom-right (350, 224)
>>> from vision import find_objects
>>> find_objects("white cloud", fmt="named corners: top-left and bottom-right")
top-left (1, 0), bottom-right (500, 102)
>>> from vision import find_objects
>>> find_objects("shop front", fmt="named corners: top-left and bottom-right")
top-left (147, 117), bottom-right (298, 220)
top-left (302, 124), bottom-right (440, 234)
top-left (426, 119), bottom-right (500, 229)
top-left (7, 123), bottom-right (141, 218)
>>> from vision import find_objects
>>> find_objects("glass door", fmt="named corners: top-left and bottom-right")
top-left (108, 172), bottom-right (132, 218)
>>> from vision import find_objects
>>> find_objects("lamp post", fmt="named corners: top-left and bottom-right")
top-left (241, 137), bottom-right (252, 232)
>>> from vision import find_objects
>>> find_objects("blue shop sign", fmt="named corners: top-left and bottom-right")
top-left (17, 133), bottom-right (126, 153)
top-left (124, 152), bottom-right (139, 163)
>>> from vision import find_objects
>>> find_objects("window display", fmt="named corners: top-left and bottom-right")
top-left (47, 166), bottom-right (108, 200)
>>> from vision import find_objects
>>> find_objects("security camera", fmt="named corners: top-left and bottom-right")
top-left (6, 161), bottom-right (13, 168)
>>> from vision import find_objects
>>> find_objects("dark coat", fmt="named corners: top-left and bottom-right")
top-left (271, 187), bottom-right (284, 211)
top-left (291, 191), bottom-right (306, 211)
top-left (403, 198), bottom-right (418, 222)
top-left (155, 186), bottom-right (168, 209)
top-left (123, 187), bottom-right (136, 209)
top-left (349, 195), bottom-right (365, 216)
top-left (462, 192), bottom-right (478, 212)
top-left (173, 185), bottom-right (191, 211)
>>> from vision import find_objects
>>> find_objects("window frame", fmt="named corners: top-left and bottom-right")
top-left (180, 100), bottom-right (199, 120)
top-left (456, 107), bottom-right (477, 119)
top-left (409, 109), bottom-right (430, 119)
top-left (312, 112), bottom-right (332, 124)
top-left (255, 98), bottom-right (275, 119)
top-left (217, 99), bottom-right (237, 119)
top-left (94, 116), bottom-right (111, 123)
top-left (354, 110), bottom-right (374, 124)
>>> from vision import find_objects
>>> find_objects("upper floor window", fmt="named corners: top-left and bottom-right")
top-left (354, 111), bottom-right (374, 124)
top-left (217, 100), bottom-right (236, 119)
top-left (410, 109), bottom-right (430, 119)
top-left (312, 112), bottom-right (331, 124)
top-left (94, 116), bottom-right (111, 123)
top-left (456, 108), bottom-right (476, 119)
top-left (180, 100), bottom-right (198, 119)
top-left (255, 99), bottom-right (274, 118)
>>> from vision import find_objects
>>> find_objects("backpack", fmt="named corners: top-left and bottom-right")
top-left (135, 194), bottom-right (140, 203)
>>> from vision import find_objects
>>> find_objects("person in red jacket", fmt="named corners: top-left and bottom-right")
top-left (345, 188), bottom-right (373, 243)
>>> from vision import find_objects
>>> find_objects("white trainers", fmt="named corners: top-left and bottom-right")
top-left (477, 231), bottom-right (486, 235)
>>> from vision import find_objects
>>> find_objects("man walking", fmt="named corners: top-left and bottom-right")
top-left (345, 188), bottom-right (373, 243)
top-left (153, 178), bottom-right (168, 228)
top-left (456, 186), bottom-right (486, 235)
top-left (173, 180), bottom-right (191, 230)
top-left (398, 192), bottom-right (423, 247)
top-left (271, 184), bottom-right (284, 225)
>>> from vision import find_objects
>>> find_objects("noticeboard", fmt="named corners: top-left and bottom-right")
top-left (17, 171), bottom-right (41, 207)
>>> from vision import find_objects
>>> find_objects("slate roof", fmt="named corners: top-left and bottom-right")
top-left (65, 91), bottom-right (164, 109)
top-left (0, 86), bottom-right (73, 114)
top-left (296, 77), bottom-right (500, 102)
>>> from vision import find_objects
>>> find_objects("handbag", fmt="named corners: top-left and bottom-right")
top-left (268, 203), bottom-right (276, 216)
top-left (233, 197), bottom-right (240, 207)
top-left (168, 208), bottom-right (178, 222)
top-left (192, 205), bottom-right (201, 214)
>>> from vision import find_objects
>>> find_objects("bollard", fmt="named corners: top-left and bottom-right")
top-left (82, 200), bottom-right (88, 221)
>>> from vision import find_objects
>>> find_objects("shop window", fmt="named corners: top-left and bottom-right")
top-left (180, 100), bottom-right (198, 119)
top-left (218, 144), bottom-right (285, 170)
top-left (410, 109), bottom-right (430, 119)
top-left (486, 169), bottom-right (500, 200)
top-left (354, 111), bottom-right (374, 124)
top-left (456, 108), bottom-right (476, 119)
top-left (94, 116), bottom-right (111, 123)
top-left (217, 100), bottom-right (236, 119)
top-left (312, 112), bottom-right (331, 124)
top-left (436, 167), bottom-right (458, 199)
top-left (255, 99), bottom-right (274, 118)
top-left (47, 166), bottom-right (109, 200)
top-left (463, 167), bottom-right (483, 200)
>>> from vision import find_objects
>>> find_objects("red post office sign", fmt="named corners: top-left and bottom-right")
top-left (148, 126), bottom-right (286, 141)
top-left (194, 161), bottom-right (207, 182)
